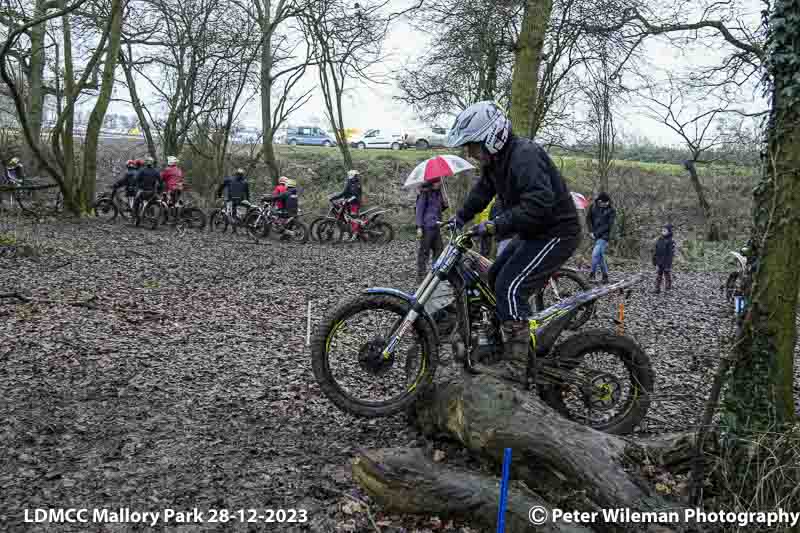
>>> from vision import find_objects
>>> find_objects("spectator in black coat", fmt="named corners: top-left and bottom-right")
top-left (585, 192), bottom-right (616, 283)
top-left (652, 223), bottom-right (676, 293)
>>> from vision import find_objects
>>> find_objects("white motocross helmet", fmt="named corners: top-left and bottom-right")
top-left (446, 101), bottom-right (511, 155)
top-left (347, 169), bottom-right (360, 180)
top-left (167, 155), bottom-right (179, 166)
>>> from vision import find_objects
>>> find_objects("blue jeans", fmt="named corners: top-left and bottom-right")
top-left (591, 238), bottom-right (609, 275)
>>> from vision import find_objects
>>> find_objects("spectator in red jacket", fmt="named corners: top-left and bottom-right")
top-left (160, 155), bottom-right (184, 205)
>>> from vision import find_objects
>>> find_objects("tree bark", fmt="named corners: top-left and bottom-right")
top-left (407, 376), bottom-right (681, 523)
top-left (259, 0), bottom-right (280, 185)
top-left (722, 0), bottom-right (800, 434)
top-left (509, 0), bottom-right (553, 138)
top-left (27, 0), bottom-right (48, 143)
top-left (81, 0), bottom-right (124, 211)
top-left (353, 447), bottom-right (593, 533)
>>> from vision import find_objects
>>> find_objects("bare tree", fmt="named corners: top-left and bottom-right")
top-left (0, 0), bottom-right (125, 214)
top-left (302, 0), bottom-right (388, 169)
top-left (639, 77), bottom-right (737, 240)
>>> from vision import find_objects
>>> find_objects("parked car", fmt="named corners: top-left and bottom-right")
top-left (405, 126), bottom-right (449, 150)
top-left (285, 126), bottom-right (337, 147)
top-left (350, 129), bottom-right (406, 150)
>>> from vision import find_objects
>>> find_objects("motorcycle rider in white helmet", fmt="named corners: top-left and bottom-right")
top-left (329, 169), bottom-right (362, 241)
top-left (447, 101), bottom-right (582, 386)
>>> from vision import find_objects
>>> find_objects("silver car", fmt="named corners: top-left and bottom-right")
top-left (405, 126), bottom-right (448, 150)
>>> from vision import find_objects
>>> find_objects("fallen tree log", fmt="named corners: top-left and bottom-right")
top-left (353, 447), bottom-right (592, 533)
top-left (403, 375), bottom-right (688, 530)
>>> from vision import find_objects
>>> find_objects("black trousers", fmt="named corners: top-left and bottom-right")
top-left (417, 227), bottom-right (444, 281)
top-left (488, 236), bottom-right (580, 321)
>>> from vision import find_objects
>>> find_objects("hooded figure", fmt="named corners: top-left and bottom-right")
top-left (653, 223), bottom-right (676, 293)
top-left (585, 192), bottom-right (616, 283)
top-left (415, 179), bottom-right (449, 283)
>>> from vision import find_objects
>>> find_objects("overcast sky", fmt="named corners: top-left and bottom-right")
top-left (104, 1), bottom-right (766, 147)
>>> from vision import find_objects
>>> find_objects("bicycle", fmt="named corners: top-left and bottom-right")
top-left (310, 220), bottom-right (652, 434)
top-left (243, 196), bottom-right (309, 244)
top-left (313, 198), bottom-right (394, 244)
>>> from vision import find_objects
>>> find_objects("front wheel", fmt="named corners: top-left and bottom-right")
top-left (316, 219), bottom-right (343, 243)
top-left (209, 209), bottom-right (228, 233)
top-left (365, 221), bottom-right (394, 244)
top-left (310, 295), bottom-right (438, 417)
top-left (540, 329), bottom-right (653, 434)
top-left (142, 202), bottom-right (161, 230)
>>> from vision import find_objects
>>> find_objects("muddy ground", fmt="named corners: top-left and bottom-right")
top-left (1, 216), bottom-right (797, 532)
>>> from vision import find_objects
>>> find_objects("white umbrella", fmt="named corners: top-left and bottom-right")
top-left (402, 154), bottom-right (475, 189)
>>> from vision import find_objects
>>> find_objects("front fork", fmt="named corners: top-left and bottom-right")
top-left (382, 270), bottom-right (444, 359)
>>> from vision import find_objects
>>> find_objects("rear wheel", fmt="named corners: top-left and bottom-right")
top-left (540, 329), bottom-right (653, 434)
top-left (91, 198), bottom-right (118, 222)
top-left (285, 219), bottom-right (309, 244)
top-left (181, 207), bottom-right (207, 230)
top-left (416, 140), bottom-right (430, 150)
top-left (309, 216), bottom-right (328, 242)
top-left (310, 295), bottom-right (438, 417)
top-left (532, 269), bottom-right (594, 330)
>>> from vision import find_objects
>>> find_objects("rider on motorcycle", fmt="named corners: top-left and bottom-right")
top-left (113, 160), bottom-right (140, 209)
top-left (271, 177), bottom-right (298, 218)
top-left (329, 170), bottom-right (362, 241)
top-left (447, 101), bottom-right (582, 380)
top-left (217, 168), bottom-right (250, 218)
top-left (134, 157), bottom-right (164, 215)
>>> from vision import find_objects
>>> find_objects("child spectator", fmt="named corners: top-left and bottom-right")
top-left (653, 223), bottom-right (676, 293)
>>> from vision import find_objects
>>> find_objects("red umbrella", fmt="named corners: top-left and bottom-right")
top-left (403, 155), bottom-right (475, 189)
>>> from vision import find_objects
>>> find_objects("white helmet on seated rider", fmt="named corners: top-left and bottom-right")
top-left (446, 100), bottom-right (511, 155)
top-left (167, 155), bottom-right (179, 166)
top-left (278, 176), bottom-right (288, 185)
top-left (346, 169), bottom-right (360, 180)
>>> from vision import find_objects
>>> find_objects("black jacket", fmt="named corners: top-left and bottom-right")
top-left (272, 187), bottom-right (299, 215)
top-left (331, 178), bottom-right (362, 204)
top-left (218, 176), bottom-right (250, 201)
top-left (136, 167), bottom-right (163, 192)
top-left (586, 201), bottom-right (616, 241)
top-left (653, 226), bottom-right (676, 269)
top-left (457, 136), bottom-right (581, 241)
top-left (113, 169), bottom-right (139, 193)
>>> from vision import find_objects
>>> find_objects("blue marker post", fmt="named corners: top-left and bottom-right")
top-left (496, 448), bottom-right (512, 533)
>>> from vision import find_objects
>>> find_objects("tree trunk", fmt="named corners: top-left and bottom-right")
top-left (682, 160), bottom-right (719, 241)
top-left (407, 377), bottom-right (681, 523)
top-left (120, 47), bottom-right (157, 159)
top-left (509, 0), bottom-right (553, 139)
top-left (81, 0), bottom-right (124, 212)
top-left (722, 0), bottom-right (799, 435)
top-left (27, 0), bottom-right (48, 144)
top-left (60, 6), bottom-right (78, 213)
top-left (259, 4), bottom-right (280, 185)
top-left (353, 447), bottom-right (593, 533)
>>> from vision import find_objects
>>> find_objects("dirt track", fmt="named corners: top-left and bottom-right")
top-left (1, 216), bottom-right (797, 532)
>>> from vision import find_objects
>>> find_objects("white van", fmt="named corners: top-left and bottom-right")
top-left (350, 128), bottom-right (406, 150)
